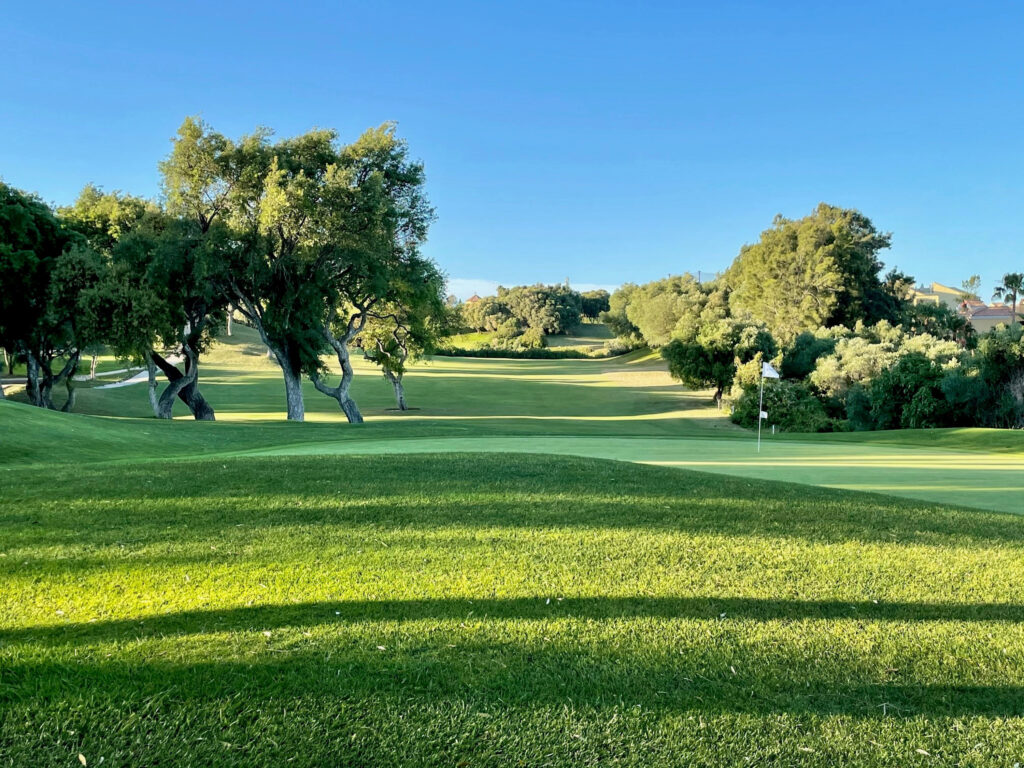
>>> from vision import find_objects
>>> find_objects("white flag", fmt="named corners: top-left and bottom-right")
top-left (759, 410), bottom-right (768, 419)
top-left (762, 361), bottom-right (780, 379)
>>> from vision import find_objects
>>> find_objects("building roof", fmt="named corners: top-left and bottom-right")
top-left (466, 294), bottom-right (482, 303)
top-left (969, 305), bottom-right (1021, 318)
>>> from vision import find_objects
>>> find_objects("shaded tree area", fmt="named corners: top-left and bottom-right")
top-left (0, 184), bottom-right (105, 410)
top-left (0, 117), bottom-right (445, 423)
top-left (460, 284), bottom-right (583, 340)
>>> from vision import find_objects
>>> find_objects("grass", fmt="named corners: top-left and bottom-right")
top-left (3, 325), bottom-right (1024, 765)
top-left (4, 454), bottom-right (1024, 766)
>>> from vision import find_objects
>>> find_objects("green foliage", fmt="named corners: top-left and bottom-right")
top-left (959, 274), bottom-right (982, 301)
top-left (727, 203), bottom-right (898, 342)
top-left (518, 326), bottom-right (547, 349)
top-left (579, 289), bottom-right (610, 319)
top-left (58, 184), bottom-right (155, 252)
top-left (868, 353), bottom-right (945, 430)
top-left (600, 282), bottom-right (641, 339)
top-left (662, 320), bottom-right (776, 405)
top-left (459, 285), bottom-right (582, 335)
top-left (731, 379), bottom-right (833, 432)
top-left (781, 331), bottom-right (838, 379)
top-left (903, 302), bottom-right (975, 346)
top-left (974, 324), bottom-right (1024, 427)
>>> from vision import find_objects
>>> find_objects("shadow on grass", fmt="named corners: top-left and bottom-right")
top-left (6, 596), bottom-right (1024, 648)
top-left (5, 455), bottom-right (1024, 554)
top-left (1, 625), bottom-right (1021, 719)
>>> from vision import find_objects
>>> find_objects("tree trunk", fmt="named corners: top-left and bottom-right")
top-left (35, 352), bottom-right (79, 411)
top-left (89, 354), bottom-right (98, 380)
top-left (25, 352), bottom-right (42, 407)
top-left (60, 353), bottom-right (81, 413)
top-left (281, 359), bottom-right (305, 422)
top-left (146, 355), bottom-right (160, 417)
top-left (384, 369), bottom-right (407, 410)
top-left (150, 350), bottom-right (216, 421)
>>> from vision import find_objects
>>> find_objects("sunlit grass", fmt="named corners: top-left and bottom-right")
top-left (2, 453), bottom-right (1024, 766)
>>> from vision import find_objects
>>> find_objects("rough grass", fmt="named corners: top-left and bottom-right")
top-left (3, 453), bottom-right (1024, 766)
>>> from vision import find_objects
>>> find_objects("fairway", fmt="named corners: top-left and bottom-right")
top-left (3, 325), bottom-right (1023, 515)
top-left (3, 330), bottom-right (1024, 766)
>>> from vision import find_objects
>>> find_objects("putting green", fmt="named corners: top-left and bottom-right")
top-left (238, 435), bottom-right (1024, 516)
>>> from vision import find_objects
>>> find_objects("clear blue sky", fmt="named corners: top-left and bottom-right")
top-left (3, 1), bottom-right (1023, 298)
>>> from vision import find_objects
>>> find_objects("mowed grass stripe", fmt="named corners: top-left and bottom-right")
top-left (2, 453), bottom-right (1024, 766)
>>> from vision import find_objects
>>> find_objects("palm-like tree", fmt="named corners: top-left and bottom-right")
top-left (992, 272), bottom-right (1024, 327)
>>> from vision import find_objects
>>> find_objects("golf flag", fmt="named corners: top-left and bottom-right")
top-left (762, 361), bottom-right (780, 379)
top-left (759, 410), bottom-right (768, 419)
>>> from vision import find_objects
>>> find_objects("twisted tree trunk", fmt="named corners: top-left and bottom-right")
top-left (311, 311), bottom-right (366, 424)
top-left (150, 349), bottom-right (215, 421)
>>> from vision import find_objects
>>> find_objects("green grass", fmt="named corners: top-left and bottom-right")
top-left (545, 321), bottom-right (615, 348)
top-left (3, 453), bottom-right (1024, 766)
top-left (3, 325), bottom-right (1024, 765)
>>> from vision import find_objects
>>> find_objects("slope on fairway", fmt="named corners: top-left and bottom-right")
top-left (4, 398), bottom-right (1024, 515)
top-left (3, 452), bottom-right (1024, 766)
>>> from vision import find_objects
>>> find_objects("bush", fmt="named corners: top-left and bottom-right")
top-left (868, 353), bottom-right (944, 430)
top-left (730, 380), bottom-right (833, 432)
top-left (518, 327), bottom-right (547, 349)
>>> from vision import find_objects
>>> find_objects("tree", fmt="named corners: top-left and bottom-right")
top-left (602, 283), bottom-right (641, 339)
top-left (359, 260), bottom-right (449, 410)
top-left (67, 182), bottom-right (225, 420)
top-left (161, 118), bottom-right (325, 421)
top-left (781, 330), bottom-right (838, 379)
top-left (580, 289), bottom-right (610, 319)
top-left (959, 274), bottom-right (982, 302)
top-left (868, 353), bottom-right (946, 430)
top-left (0, 183), bottom-right (104, 411)
top-left (992, 273), bottom-right (1024, 327)
top-left (903, 302), bottom-right (975, 347)
top-left (662, 319), bottom-right (776, 407)
top-left (727, 204), bottom-right (895, 342)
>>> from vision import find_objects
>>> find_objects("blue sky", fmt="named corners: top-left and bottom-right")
top-left (3, 1), bottom-right (1023, 298)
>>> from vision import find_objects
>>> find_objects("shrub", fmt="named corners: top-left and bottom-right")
top-left (730, 380), bottom-right (832, 432)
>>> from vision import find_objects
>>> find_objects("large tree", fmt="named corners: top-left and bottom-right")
top-left (726, 204), bottom-right (896, 342)
top-left (65, 182), bottom-right (225, 420)
top-left (661, 319), bottom-right (776, 408)
top-left (0, 183), bottom-right (104, 411)
top-left (305, 124), bottom-right (438, 422)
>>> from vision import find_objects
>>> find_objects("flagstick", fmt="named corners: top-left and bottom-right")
top-left (757, 371), bottom-right (764, 453)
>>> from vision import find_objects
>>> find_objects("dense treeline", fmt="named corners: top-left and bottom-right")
top-left (455, 285), bottom-right (609, 351)
top-left (0, 118), bottom-right (448, 419)
top-left (604, 203), bottom-right (1024, 431)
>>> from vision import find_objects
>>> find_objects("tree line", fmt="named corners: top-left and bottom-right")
top-left (603, 203), bottom-right (1024, 430)
top-left (0, 118), bottom-right (448, 421)
top-left (455, 284), bottom-right (609, 350)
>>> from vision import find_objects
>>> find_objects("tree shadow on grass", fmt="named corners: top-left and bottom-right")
top-left (2, 626), bottom-right (1021, 720)
top-left (5, 595), bottom-right (1024, 648)
top-left (5, 454), bottom-right (1024, 554)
